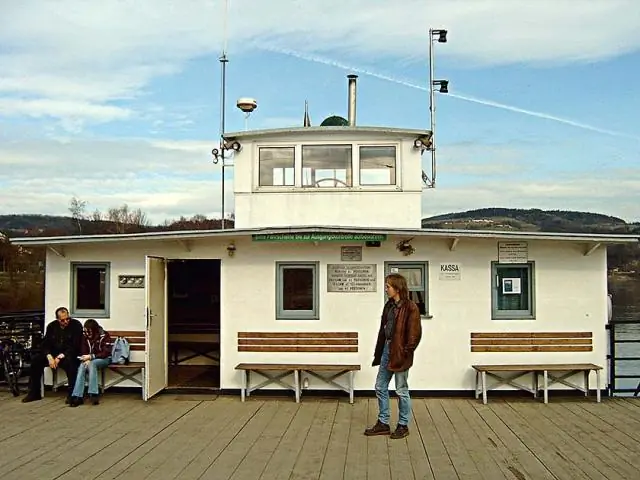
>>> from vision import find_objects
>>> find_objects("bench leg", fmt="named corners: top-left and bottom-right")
top-left (474, 370), bottom-right (479, 399)
top-left (533, 372), bottom-right (539, 399)
top-left (349, 370), bottom-right (355, 404)
top-left (294, 370), bottom-right (301, 403)
top-left (481, 371), bottom-right (487, 404)
top-left (584, 371), bottom-right (589, 397)
top-left (543, 370), bottom-right (549, 404)
top-left (596, 370), bottom-right (601, 403)
top-left (241, 370), bottom-right (246, 402)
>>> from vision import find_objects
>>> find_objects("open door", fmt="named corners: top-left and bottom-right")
top-left (144, 255), bottom-right (167, 401)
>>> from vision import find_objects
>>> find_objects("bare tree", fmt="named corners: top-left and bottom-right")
top-left (68, 196), bottom-right (87, 234)
top-left (106, 204), bottom-right (150, 233)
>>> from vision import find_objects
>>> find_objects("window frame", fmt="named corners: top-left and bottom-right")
top-left (70, 262), bottom-right (111, 318)
top-left (491, 261), bottom-right (536, 320)
top-left (384, 261), bottom-right (431, 318)
top-left (276, 261), bottom-right (320, 320)
top-left (301, 144), bottom-right (353, 188)
top-left (359, 145), bottom-right (397, 186)
top-left (253, 141), bottom-right (402, 191)
top-left (258, 146), bottom-right (296, 187)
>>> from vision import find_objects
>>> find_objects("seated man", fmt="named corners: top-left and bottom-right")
top-left (69, 319), bottom-right (112, 406)
top-left (22, 306), bottom-right (83, 404)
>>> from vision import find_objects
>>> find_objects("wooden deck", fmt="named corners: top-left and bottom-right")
top-left (1, 391), bottom-right (640, 479)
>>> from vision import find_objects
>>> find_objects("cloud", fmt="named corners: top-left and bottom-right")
top-left (2, 0), bottom-right (639, 127)
top-left (0, 137), bottom-right (233, 222)
top-left (424, 171), bottom-right (640, 222)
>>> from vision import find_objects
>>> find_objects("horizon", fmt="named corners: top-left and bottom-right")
top-left (1, 1), bottom-right (639, 223)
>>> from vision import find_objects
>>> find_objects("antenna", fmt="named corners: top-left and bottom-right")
top-left (423, 28), bottom-right (449, 189)
top-left (218, 0), bottom-right (230, 229)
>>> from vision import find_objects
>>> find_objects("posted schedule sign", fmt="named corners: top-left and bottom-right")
top-left (327, 264), bottom-right (377, 292)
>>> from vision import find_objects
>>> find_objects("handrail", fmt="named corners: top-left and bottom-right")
top-left (606, 320), bottom-right (640, 396)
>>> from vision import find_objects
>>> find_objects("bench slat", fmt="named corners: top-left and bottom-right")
top-left (238, 346), bottom-right (358, 353)
top-left (470, 332), bottom-right (592, 339)
top-left (235, 363), bottom-right (360, 371)
top-left (472, 363), bottom-right (602, 371)
top-left (472, 345), bottom-right (592, 353)
top-left (471, 338), bottom-right (592, 346)
top-left (238, 332), bottom-right (358, 339)
top-left (238, 338), bottom-right (357, 346)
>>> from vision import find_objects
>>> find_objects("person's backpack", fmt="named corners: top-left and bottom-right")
top-left (111, 337), bottom-right (131, 365)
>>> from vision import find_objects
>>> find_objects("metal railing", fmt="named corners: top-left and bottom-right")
top-left (607, 320), bottom-right (640, 396)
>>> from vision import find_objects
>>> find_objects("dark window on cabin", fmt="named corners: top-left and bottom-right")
top-left (259, 147), bottom-right (295, 186)
top-left (71, 263), bottom-right (110, 317)
top-left (276, 262), bottom-right (319, 320)
top-left (302, 145), bottom-right (352, 187)
top-left (360, 146), bottom-right (397, 185)
top-left (491, 262), bottom-right (535, 320)
top-left (385, 262), bottom-right (429, 316)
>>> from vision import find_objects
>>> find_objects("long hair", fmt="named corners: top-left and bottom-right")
top-left (385, 273), bottom-right (410, 302)
top-left (83, 319), bottom-right (101, 338)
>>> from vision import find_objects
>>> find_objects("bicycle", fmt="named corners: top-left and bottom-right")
top-left (0, 337), bottom-right (24, 396)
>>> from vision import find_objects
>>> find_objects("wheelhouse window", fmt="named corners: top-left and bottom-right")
top-left (259, 147), bottom-right (295, 186)
top-left (276, 262), bottom-right (319, 320)
top-left (491, 262), bottom-right (535, 319)
top-left (385, 262), bottom-right (429, 316)
top-left (302, 145), bottom-right (352, 187)
top-left (360, 146), bottom-right (396, 185)
top-left (71, 262), bottom-right (110, 317)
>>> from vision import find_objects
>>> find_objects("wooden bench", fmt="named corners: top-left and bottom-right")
top-left (47, 330), bottom-right (146, 398)
top-left (235, 331), bottom-right (361, 403)
top-left (472, 363), bottom-right (602, 404)
top-left (470, 331), bottom-right (600, 403)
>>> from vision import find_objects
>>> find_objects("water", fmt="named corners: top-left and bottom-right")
top-left (609, 276), bottom-right (640, 395)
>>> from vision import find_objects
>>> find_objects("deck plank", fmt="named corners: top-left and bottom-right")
top-left (289, 401), bottom-right (338, 480)
top-left (508, 400), bottom-right (623, 479)
top-left (229, 400), bottom-right (299, 480)
top-left (343, 397), bottom-right (368, 480)
top-left (259, 400), bottom-right (320, 480)
top-left (1, 392), bottom-right (639, 479)
top-left (319, 401), bottom-right (352, 480)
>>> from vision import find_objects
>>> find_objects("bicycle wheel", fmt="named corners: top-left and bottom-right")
top-left (2, 356), bottom-right (19, 397)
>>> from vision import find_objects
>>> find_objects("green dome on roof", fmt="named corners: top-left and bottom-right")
top-left (320, 115), bottom-right (349, 126)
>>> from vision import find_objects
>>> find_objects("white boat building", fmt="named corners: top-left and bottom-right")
top-left (12, 75), bottom-right (637, 401)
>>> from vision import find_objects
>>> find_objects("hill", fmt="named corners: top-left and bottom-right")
top-left (422, 208), bottom-right (636, 234)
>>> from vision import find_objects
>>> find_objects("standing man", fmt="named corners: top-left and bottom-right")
top-left (22, 306), bottom-right (84, 404)
top-left (364, 273), bottom-right (422, 439)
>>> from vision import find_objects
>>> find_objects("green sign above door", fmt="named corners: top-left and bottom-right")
top-left (252, 233), bottom-right (387, 242)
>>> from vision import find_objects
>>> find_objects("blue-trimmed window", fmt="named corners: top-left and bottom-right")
top-left (276, 262), bottom-right (319, 320)
top-left (71, 262), bottom-right (110, 318)
top-left (491, 262), bottom-right (535, 320)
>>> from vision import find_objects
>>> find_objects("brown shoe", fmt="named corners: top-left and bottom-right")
top-left (364, 420), bottom-right (391, 436)
top-left (390, 424), bottom-right (409, 439)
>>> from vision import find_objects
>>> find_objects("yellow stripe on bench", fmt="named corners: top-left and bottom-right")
top-left (470, 332), bottom-right (593, 352)
top-left (237, 332), bottom-right (358, 353)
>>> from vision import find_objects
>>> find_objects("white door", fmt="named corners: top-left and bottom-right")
top-left (144, 255), bottom-right (167, 401)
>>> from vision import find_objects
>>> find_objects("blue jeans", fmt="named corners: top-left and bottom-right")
top-left (375, 343), bottom-right (411, 426)
top-left (72, 357), bottom-right (111, 396)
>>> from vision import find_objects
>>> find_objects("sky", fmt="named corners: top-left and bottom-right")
top-left (1, 0), bottom-right (639, 224)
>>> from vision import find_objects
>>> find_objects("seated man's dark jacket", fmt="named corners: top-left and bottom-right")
top-left (41, 318), bottom-right (84, 359)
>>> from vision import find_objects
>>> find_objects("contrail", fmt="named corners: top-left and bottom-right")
top-left (263, 46), bottom-right (640, 141)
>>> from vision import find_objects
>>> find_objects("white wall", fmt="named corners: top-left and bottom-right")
top-left (232, 131), bottom-right (424, 229)
top-left (234, 191), bottom-right (422, 229)
top-left (44, 235), bottom-right (609, 393)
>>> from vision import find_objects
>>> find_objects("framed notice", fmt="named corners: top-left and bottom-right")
top-left (502, 278), bottom-right (522, 294)
top-left (327, 264), bottom-right (377, 292)
top-left (340, 246), bottom-right (362, 261)
top-left (498, 242), bottom-right (528, 263)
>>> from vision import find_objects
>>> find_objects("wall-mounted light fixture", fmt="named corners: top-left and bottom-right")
top-left (396, 238), bottom-right (415, 256)
top-left (227, 242), bottom-right (237, 257)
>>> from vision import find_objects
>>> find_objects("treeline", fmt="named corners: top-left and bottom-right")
top-left (0, 197), bottom-right (233, 312)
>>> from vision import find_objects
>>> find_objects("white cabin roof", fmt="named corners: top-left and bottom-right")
top-left (225, 126), bottom-right (432, 140)
top-left (9, 225), bottom-right (639, 246)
